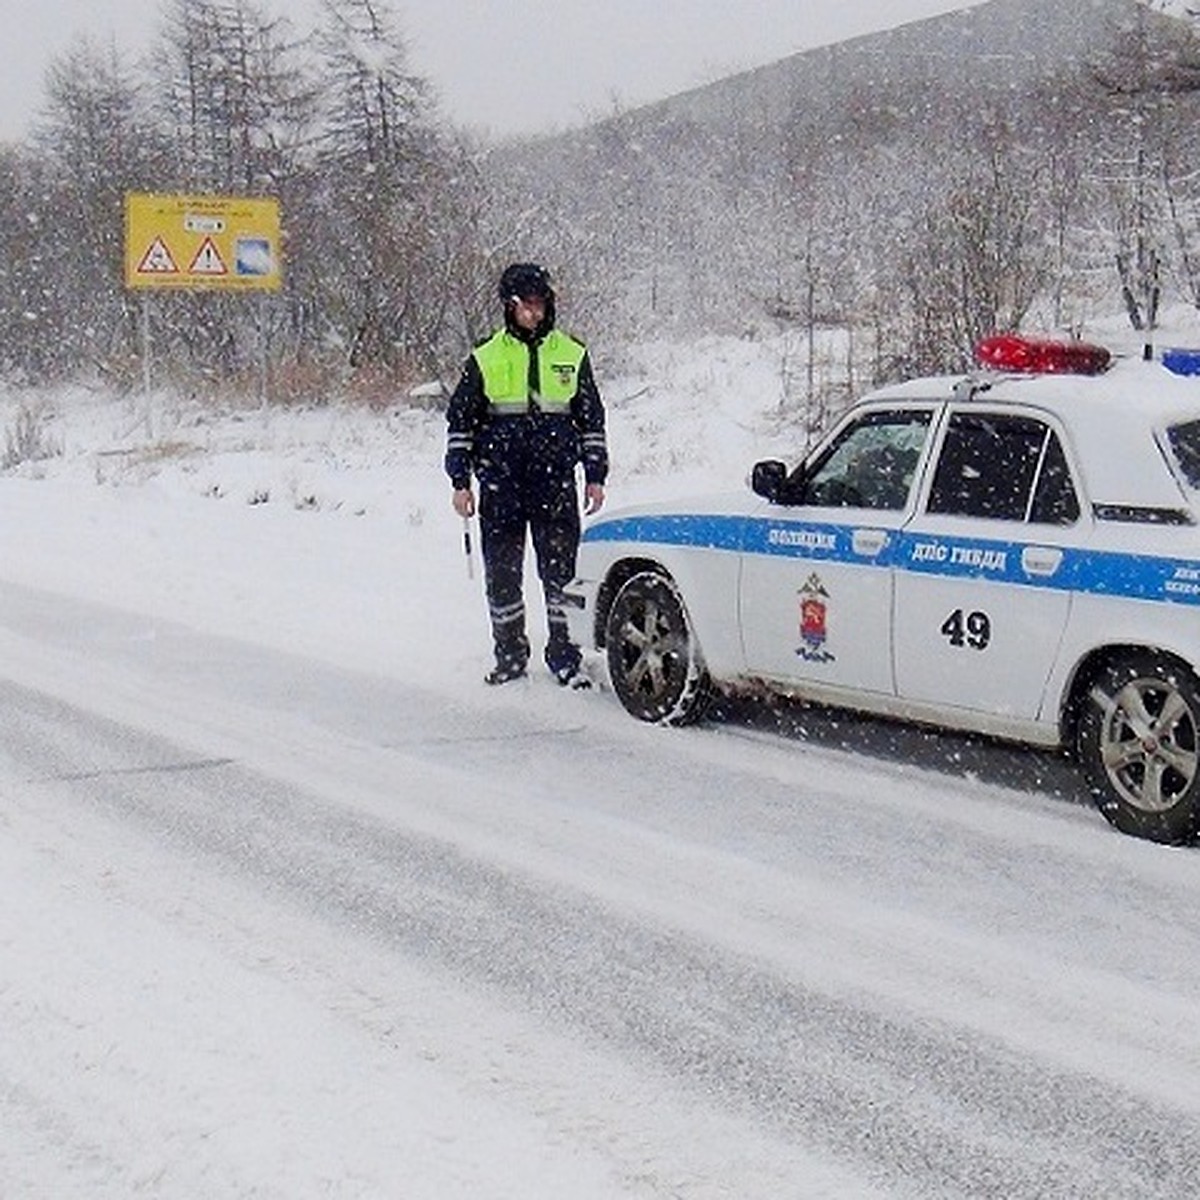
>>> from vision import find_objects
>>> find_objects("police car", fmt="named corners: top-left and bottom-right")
top-left (565, 334), bottom-right (1200, 844)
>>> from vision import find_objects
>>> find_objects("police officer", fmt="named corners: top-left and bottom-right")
top-left (445, 263), bottom-right (608, 686)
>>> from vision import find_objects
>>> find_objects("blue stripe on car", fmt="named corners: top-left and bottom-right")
top-left (584, 514), bottom-right (1200, 607)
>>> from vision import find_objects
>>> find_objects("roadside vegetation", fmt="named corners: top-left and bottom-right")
top-left (2, 0), bottom-right (1200, 418)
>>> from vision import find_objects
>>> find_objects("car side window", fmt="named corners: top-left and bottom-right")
top-left (795, 411), bottom-right (931, 510)
top-left (927, 412), bottom-right (1079, 525)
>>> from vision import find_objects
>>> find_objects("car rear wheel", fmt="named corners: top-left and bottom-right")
top-left (605, 571), bottom-right (711, 725)
top-left (1077, 652), bottom-right (1200, 844)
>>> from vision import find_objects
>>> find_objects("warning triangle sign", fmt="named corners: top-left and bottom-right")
top-left (137, 237), bottom-right (179, 274)
top-left (189, 237), bottom-right (227, 275)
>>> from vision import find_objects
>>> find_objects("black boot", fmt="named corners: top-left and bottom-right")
top-left (484, 660), bottom-right (527, 686)
top-left (546, 635), bottom-right (589, 689)
top-left (553, 663), bottom-right (592, 690)
top-left (485, 629), bottom-right (530, 687)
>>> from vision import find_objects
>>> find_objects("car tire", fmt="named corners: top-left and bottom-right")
top-left (1077, 652), bottom-right (1200, 844)
top-left (605, 571), bottom-right (711, 725)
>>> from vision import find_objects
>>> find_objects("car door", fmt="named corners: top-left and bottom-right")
top-left (739, 408), bottom-right (934, 696)
top-left (893, 406), bottom-right (1080, 720)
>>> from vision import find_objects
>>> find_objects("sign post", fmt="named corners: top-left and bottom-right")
top-left (123, 192), bottom-right (283, 402)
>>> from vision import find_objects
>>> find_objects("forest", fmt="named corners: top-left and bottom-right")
top-left (3, 0), bottom-right (1200, 411)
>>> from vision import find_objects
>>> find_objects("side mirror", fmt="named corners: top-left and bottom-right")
top-left (750, 459), bottom-right (790, 503)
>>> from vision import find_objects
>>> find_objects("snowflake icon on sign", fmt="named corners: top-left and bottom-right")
top-left (236, 238), bottom-right (273, 277)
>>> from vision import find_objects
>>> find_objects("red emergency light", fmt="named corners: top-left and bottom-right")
top-left (974, 334), bottom-right (1112, 376)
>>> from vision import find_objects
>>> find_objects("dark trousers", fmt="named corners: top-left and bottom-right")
top-left (479, 477), bottom-right (581, 675)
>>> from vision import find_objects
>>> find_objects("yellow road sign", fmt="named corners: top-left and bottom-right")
top-left (124, 192), bottom-right (282, 291)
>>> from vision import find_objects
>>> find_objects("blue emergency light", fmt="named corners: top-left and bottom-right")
top-left (1162, 348), bottom-right (1200, 377)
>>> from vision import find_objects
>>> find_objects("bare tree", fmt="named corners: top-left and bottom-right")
top-left (30, 38), bottom-right (161, 380)
top-left (142, 0), bottom-right (316, 387)
top-left (309, 0), bottom-right (468, 380)
top-left (153, 0), bottom-right (312, 192)
top-left (1090, 1), bottom-right (1200, 350)
top-left (0, 146), bottom-right (56, 379)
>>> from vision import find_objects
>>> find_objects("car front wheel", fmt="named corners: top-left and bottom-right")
top-left (605, 571), bottom-right (711, 725)
top-left (1077, 652), bottom-right (1200, 844)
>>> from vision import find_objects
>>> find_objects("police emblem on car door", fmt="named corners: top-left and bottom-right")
top-left (740, 409), bottom-right (934, 693)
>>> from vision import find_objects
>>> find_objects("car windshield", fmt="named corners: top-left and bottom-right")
top-left (796, 410), bottom-right (931, 510)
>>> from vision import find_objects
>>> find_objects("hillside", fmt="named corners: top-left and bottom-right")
top-left (488, 0), bottom-right (1200, 388)
top-left (624, 0), bottom-right (1151, 132)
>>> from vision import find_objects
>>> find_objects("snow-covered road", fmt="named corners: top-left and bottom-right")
top-left (4, 574), bottom-right (1200, 1198)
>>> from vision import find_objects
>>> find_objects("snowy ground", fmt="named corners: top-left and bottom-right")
top-left (4, 329), bottom-right (1200, 1197)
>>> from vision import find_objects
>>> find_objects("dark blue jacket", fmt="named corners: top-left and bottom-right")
top-left (444, 321), bottom-right (608, 495)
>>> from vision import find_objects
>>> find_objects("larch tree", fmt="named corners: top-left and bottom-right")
top-left (310, 0), bottom-right (443, 378)
top-left (32, 37), bottom-right (160, 380)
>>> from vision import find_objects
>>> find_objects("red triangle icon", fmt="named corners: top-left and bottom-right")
top-left (189, 237), bottom-right (228, 275)
top-left (137, 236), bottom-right (179, 274)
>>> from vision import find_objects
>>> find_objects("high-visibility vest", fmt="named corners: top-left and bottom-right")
top-left (473, 328), bottom-right (586, 414)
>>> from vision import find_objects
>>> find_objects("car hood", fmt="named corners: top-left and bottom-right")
top-left (586, 490), bottom-right (757, 525)
top-left (582, 490), bottom-right (763, 548)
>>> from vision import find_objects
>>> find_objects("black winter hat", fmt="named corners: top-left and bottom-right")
top-left (499, 262), bottom-right (553, 303)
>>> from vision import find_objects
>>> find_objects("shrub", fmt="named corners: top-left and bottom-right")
top-left (2, 403), bottom-right (62, 470)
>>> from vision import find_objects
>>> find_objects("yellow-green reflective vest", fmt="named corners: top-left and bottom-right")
top-left (473, 329), bottom-right (586, 414)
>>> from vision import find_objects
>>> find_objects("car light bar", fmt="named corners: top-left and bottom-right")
top-left (1162, 347), bottom-right (1200, 377)
top-left (974, 334), bottom-right (1112, 376)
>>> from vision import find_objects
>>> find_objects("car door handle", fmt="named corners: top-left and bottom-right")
top-left (852, 528), bottom-right (889, 557)
top-left (1021, 546), bottom-right (1063, 577)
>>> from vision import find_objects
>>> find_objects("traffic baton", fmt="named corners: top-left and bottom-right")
top-left (462, 515), bottom-right (474, 579)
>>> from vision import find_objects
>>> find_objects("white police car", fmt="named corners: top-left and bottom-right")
top-left (566, 335), bottom-right (1200, 844)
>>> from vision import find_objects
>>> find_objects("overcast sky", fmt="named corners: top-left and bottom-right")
top-left (0, 0), bottom-right (991, 143)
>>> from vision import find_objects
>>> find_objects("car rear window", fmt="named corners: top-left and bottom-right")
top-left (1167, 420), bottom-right (1200, 489)
top-left (928, 412), bottom-right (1079, 524)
